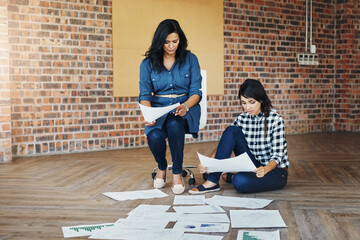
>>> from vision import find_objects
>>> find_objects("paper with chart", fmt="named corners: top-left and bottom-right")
top-left (230, 210), bottom-right (287, 228)
top-left (197, 152), bottom-right (256, 173)
top-left (237, 230), bottom-right (280, 240)
top-left (174, 222), bottom-right (230, 233)
top-left (62, 223), bottom-right (115, 238)
top-left (205, 195), bottom-right (272, 209)
top-left (139, 103), bottom-right (180, 122)
top-left (103, 189), bottom-right (168, 201)
top-left (173, 195), bottom-right (206, 205)
top-left (173, 205), bottom-right (225, 214)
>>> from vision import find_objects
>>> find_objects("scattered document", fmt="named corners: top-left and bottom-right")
top-left (103, 189), bottom-right (168, 201)
top-left (230, 210), bottom-right (287, 228)
top-left (115, 218), bottom-right (170, 229)
top-left (139, 102), bottom-right (180, 122)
top-left (89, 228), bottom-right (185, 240)
top-left (173, 195), bottom-right (206, 205)
top-left (173, 205), bottom-right (225, 214)
top-left (197, 152), bottom-right (256, 173)
top-left (174, 222), bottom-right (230, 233)
top-left (178, 213), bottom-right (230, 223)
top-left (237, 230), bottom-right (280, 240)
top-left (205, 195), bottom-right (272, 209)
top-left (126, 212), bottom-right (179, 222)
top-left (127, 204), bottom-right (171, 216)
top-left (180, 233), bottom-right (224, 240)
top-left (62, 223), bottom-right (115, 238)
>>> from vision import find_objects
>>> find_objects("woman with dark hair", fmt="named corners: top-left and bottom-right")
top-left (189, 79), bottom-right (289, 194)
top-left (139, 19), bottom-right (202, 194)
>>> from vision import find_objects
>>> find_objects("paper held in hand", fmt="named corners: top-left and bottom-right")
top-left (197, 152), bottom-right (256, 173)
top-left (139, 103), bottom-right (180, 122)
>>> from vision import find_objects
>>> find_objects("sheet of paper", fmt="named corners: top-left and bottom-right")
top-left (173, 195), bottom-right (206, 205)
top-left (115, 218), bottom-right (170, 229)
top-left (127, 204), bottom-right (171, 215)
top-left (197, 152), bottom-right (256, 173)
top-left (230, 210), bottom-right (287, 228)
top-left (173, 205), bottom-right (225, 214)
top-left (89, 229), bottom-right (185, 240)
top-left (103, 189), bottom-right (168, 201)
top-left (180, 233), bottom-right (224, 240)
top-left (139, 103), bottom-right (180, 122)
top-left (205, 195), bottom-right (272, 209)
top-left (174, 222), bottom-right (230, 233)
top-left (62, 223), bottom-right (115, 238)
top-left (178, 213), bottom-right (230, 223)
top-left (126, 212), bottom-right (179, 222)
top-left (237, 230), bottom-right (280, 240)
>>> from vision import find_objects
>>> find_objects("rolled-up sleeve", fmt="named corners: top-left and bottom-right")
top-left (139, 59), bottom-right (153, 102)
top-left (188, 54), bottom-right (202, 99)
top-left (270, 118), bottom-right (287, 165)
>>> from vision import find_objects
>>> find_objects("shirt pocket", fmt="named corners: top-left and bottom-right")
top-left (180, 72), bottom-right (191, 88)
top-left (150, 72), bottom-right (161, 91)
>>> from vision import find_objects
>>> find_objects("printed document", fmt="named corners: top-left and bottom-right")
top-left (173, 205), bottom-right (225, 214)
top-left (197, 152), bottom-right (256, 173)
top-left (205, 195), bottom-right (272, 209)
top-left (237, 230), bottom-right (280, 240)
top-left (173, 195), bottom-right (206, 205)
top-left (230, 210), bottom-right (287, 228)
top-left (174, 222), bottom-right (230, 233)
top-left (103, 189), bottom-right (168, 201)
top-left (139, 103), bottom-right (180, 122)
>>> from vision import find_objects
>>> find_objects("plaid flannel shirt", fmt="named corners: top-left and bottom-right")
top-left (232, 110), bottom-right (290, 168)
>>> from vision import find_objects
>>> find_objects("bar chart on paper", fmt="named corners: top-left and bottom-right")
top-left (237, 230), bottom-right (280, 240)
top-left (62, 223), bottom-right (115, 238)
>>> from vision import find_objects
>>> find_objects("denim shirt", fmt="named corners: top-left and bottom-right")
top-left (139, 52), bottom-right (202, 137)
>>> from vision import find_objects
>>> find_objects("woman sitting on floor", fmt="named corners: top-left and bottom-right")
top-left (189, 79), bottom-right (289, 194)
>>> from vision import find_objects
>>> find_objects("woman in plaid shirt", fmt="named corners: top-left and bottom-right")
top-left (189, 79), bottom-right (289, 194)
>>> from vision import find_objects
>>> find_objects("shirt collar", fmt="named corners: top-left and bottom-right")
top-left (248, 112), bottom-right (263, 119)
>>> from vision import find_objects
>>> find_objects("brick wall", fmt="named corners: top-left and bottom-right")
top-left (0, 0), bottom-right (11, 162)
top-left (334, 0), bottom-right (360, 131)
top-left (2, 0), bottom-right (359, 160)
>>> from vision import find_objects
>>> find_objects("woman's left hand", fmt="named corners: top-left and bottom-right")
top-left (254, 166), bottom-right (266, 178)
top-left (174, 104), bottom-right (187, 117)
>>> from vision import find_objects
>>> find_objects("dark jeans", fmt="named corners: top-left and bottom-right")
top-left (147, 114), bottom-right (188, 174)
top-left (207, 126), bottom-right (288, 193)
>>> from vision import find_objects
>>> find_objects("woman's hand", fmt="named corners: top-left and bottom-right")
top-left (144, 120), bottom-right (156, 127)
top-left (254, 160), bottom-right (278, 178)
top-left (198, 164), bottom-right (208, 174)
top-left (254, 166), bottom-right (266, 178)
top-left (174, 104), bottom-right (187, 117)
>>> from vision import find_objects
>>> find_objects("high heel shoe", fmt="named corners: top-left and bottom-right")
top-left (153, 169), bottom-right (167, 189)
top-left (171, 175), bottom-right (185, 195)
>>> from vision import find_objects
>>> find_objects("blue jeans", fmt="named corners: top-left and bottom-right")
top-left (207, 126), bottom-right (288, 193)
top-left (147, 114), bottom-right (189, 174)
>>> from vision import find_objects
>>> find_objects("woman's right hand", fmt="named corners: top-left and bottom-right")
top-left (198, 164), bottom-right (208, 174)
top-left (144, 120), bottom-right (156, 127)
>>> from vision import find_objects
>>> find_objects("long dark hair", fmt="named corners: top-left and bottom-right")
top-left (145, 19), bottom-right (189, 73)
top-left (239, 79), bottom-right (273, 136)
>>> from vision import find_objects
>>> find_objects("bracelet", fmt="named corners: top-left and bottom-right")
top-left (182, 103), bottom-right (189, 112)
